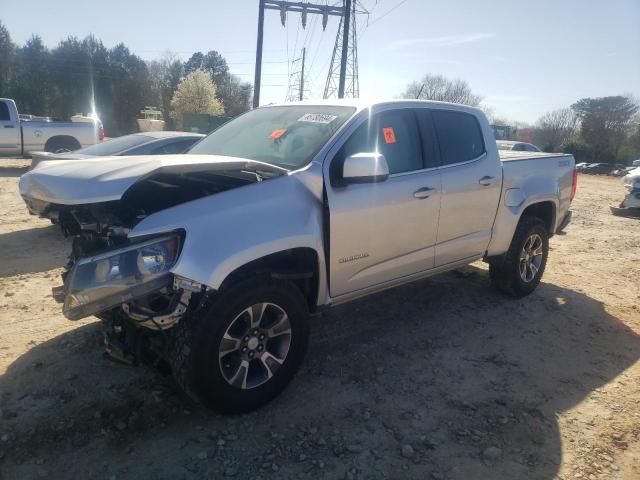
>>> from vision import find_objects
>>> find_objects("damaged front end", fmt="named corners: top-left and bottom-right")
top-left (610, 170), bottom-right (640, 218)
top-left (19, 155), bottom-right (283, 365)
top-left (48, 215), bottom-right (210, 367)
top-left (55, 229), bottom-right (207, 365)
top-left (61, 233), bottom-right (183, 320)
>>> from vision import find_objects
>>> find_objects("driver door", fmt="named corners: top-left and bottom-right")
top-left (325, 107), bottom-right (442, 298)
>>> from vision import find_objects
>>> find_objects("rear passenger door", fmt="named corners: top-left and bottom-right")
top-left (431, 109), bottom-right (501, 266)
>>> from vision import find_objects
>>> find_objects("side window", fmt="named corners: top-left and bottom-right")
top-left (0, 102), bottom-right (11, 121)
top-left (512, 143), bottom-right (526, 151)
top-left (332, 109), bottom-right (423, 180)
top-left (432, 110), bottom-right (485, 165)
top-left (374, 110), bottom-right (422, 175)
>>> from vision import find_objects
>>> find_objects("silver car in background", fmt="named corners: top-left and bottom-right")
top-left (497, 140), bottom-right (542, 152)
top-left (30, 131), bottom-right (205, 168)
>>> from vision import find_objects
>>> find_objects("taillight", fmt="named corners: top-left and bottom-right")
top-left (98, 125), bottom-right (105, 141)
top-left (571, 167), bottom-right (578, 201)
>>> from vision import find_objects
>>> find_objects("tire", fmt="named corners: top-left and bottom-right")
top-left (44, 137), bottom-right (80, 153)
top-left (176, 276), bottom-right (309, 413)
top-left (489, 216), bottom-right (549, 298)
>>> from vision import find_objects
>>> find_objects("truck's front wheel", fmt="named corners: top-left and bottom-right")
top-left (489, 217), bottom-right (549, 298)
top-left (183, 278), bottom-right (309, 413)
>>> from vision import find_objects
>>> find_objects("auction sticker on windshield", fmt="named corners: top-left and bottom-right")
top-left (298, 113), bottom-right (338, 124)
top-left (269, 128), bottom-right (287, 140)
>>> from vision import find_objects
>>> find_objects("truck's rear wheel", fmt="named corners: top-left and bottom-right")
top-left (44, 137), bottom-right (80, 153)
top-left (489, 217), bottom-right (549, 298)
top-left (180, 277), bottom-right (309, 413)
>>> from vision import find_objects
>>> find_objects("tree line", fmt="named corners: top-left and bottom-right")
top-left (404, 74), bottom-right (640, 165)
top-left (2, 19), bottom-right (638, 163)
top-left (0, 22), bottom-right (252, 136)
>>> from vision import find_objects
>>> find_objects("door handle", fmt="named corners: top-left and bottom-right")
top-left (478, 176), bottom-right (496, 186)
top-left (413, 187), bottom-right (434, 199)
top-left (3, 125), bottom-right (15, 128)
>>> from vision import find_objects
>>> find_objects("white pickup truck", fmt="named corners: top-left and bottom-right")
top-left (0, 98), bottom-right (103, 157)
top-left (19, 100), bottom-right (576, 413)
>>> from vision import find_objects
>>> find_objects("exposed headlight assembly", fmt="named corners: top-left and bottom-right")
top-left (623, 175), bottom-right (640, 192)
top-left (63, 234), bottom-right (181, 320)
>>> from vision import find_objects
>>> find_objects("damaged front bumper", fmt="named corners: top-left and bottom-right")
top-left (54, 234), bottom-right (183, 321)
top-left (610, 187), bottom-right (640, 218)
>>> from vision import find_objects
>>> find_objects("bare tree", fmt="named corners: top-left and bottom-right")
top-left (534, 108), bottom-right (578, 152)
top-left (402, 74), bottom-right (482, 107)
top-left (148, 51), bottom-right (184, 129)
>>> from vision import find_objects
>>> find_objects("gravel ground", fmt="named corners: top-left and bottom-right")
top-left (0, 158), bottom-right (639, 480)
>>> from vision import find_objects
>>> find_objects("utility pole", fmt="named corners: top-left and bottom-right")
top-left (253, 0), bottom-right (266, 108)
top-left (285, 48), bottom-right (306, 102)
top-left (299, 47), bottom-right (306, 101)
top-left (337, 0), bottom-right (351, 99)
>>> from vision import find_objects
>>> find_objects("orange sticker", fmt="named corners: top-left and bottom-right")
top-left (382, 127), bottom-right (396, 144)
top-left (269, 128), bottom-right (287, 140)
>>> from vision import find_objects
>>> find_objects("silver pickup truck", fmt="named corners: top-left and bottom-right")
top-left (19, 100), bottom-right (576, 412)
top-left (0, 98), bottom-right (102, 157)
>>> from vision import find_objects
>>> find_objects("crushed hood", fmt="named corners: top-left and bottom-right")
top-left (19, 154), bottom-right (287, 205)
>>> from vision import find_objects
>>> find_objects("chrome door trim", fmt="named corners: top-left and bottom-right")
top-left (438, 152), bottom-right (488, 170)
top-left (388, 165), bottom-right (440, 178)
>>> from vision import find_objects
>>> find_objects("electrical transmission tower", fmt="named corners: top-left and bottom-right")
top-left (253, 0), bottom-right (344, 108)
top-left (286, 47), bottom-right (307, 102)
top-left (323, 0), bottom-right (359, 99)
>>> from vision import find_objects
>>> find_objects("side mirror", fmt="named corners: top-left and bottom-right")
top-left (342, 152), bottom-right (389, 184)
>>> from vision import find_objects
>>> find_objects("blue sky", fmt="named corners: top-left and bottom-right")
top-left (1, 0), bottom-right (639, 123)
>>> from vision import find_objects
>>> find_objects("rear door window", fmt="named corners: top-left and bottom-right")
top-left (432, 110), bottom-right (485, 165)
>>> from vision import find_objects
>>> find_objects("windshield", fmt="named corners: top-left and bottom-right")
top-left (188, 105), bottom-right (356, 169)
top-left (76, 134), bottom-right (153, 156)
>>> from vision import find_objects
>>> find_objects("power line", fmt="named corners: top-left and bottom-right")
top-left (365, 0), bottom-right (408, 27)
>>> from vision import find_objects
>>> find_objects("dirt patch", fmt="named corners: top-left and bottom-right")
top-left (1, 161), bottom-right (639, 479)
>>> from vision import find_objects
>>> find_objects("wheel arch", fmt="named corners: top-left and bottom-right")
top-left (218, 247), bottom-right (321, 312)
top-left (486, 195), bottom-right (558, 258)
top-left (44, 135), bottom-right (81, 152)
top-left (520, 200), bottom-right (556, 236)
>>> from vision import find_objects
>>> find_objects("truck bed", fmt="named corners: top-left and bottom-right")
top-left (486, 149), bottom-right (575, 257)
